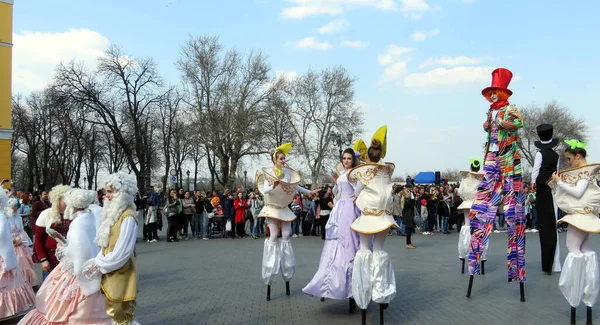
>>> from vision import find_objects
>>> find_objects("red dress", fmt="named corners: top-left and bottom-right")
top-left (234, 199), bottom-right (248, 223)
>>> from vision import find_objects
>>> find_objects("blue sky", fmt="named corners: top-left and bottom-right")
top-left (11, 0), bottom-right (600, 177)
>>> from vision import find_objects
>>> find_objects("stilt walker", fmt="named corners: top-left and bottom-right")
top-left (550, 140), bottom-right (599, 325)
top-left (348, 126), bottom-right (399, 325)
top-left (531, 124), bottom-right (562, 275)
top-left (256, 143), bottom-right (319, 301)
top-left (457, 159), bottom-right (483, 274)
top-left (466, 68), bottom-right (527, 301)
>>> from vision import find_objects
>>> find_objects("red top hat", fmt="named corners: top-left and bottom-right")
top-left (481, 68), bottom-right (513, 96)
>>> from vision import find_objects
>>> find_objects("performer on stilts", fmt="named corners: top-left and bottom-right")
top-left (303, 148), bottom-right (361, 312)
top-left (256, 143), bottom-right (319, 301)
top-left (18, 188), bottom-right (111, 325)
top-left (550, 140), bottom-right (600, 325)
top-left (0, 189), bottom-right (35, 322)
top-left (457, 158), bottom-right (483, 274)
top-left (82, 172), bottom-right (141, 325)
top-left (348, 126), bottom-right (399, 325)
top-left (531, 123), bottom-right (562, 276)
top-left (467, 68), bottom-right (527, 301)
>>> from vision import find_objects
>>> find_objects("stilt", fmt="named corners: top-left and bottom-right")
top-left (320, 297), bottom-right (325, 302)
top-left (267, 285), bottom-right (271, 301)
top-left (286, 281), bottom-right (290, 296)
top-left (481, 260), bottom-right (486, 275)
top-left (460, 258), bottom-right (465, 274)
top-left (587, 306), bottom-right (593, 325)
top-left (380, 304), bottom-right (385, 325)
top-left (571, 307), bottom-right (576, 325)
top-left (520, 282), bottom-right (525, 302)
top-left (349, 298), bottom-right (356, 313)
top-left (466, 275), bottom-right (474, 298)
top-left (361, 309), bottom-right (367, 325)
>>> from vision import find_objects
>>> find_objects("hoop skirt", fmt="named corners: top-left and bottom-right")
top-left (0, 257), bottom-right (35, 319)
top-left (303, 172), bottom-right (360, 299)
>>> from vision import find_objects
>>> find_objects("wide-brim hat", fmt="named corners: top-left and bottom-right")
top-left (534, 123), bottom-right (559, 149)
top-left (481, 68), bottom-right (513, 96)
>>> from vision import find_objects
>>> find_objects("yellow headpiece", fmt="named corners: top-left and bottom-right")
top-left (371, 125), bottom-right (387, 160)
top-left (272, 142), bottom-right (293, 178)
top-left (353, 139), bottom-right (367, 162)
top-left (273, 142), bottom-right (293, 161)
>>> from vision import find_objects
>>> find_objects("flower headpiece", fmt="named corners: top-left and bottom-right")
top-left (469, 158), bottom-right (481, 168)
top-left (565, 139), bottom-right (586, 150)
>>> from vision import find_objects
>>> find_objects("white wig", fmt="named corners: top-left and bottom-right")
top-left (3, 197), bottom-right (18, 218)
top-left (63, 188), bottom-right (97, 220)
top-left (48, 185), bottom-right (72, 225)
top-left (95, 172), bottom-right (138, 247)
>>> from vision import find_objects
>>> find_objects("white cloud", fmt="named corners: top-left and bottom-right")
top-left (317, 19), bottom-right (350, 34)
top-left (411, 29), bottom-right (439, 41)
top-left (275, 71), bottom-right (299, 80)
top-left (419, 55), bottom-right (493, 68)
top-left (377, 45), bottom-right (415, 84)
top-left (12, 28), bottom-right (110, 93)
top-left (281, 0), bottom-right (418, 19)
top-left (403, 66), bottom-right (493, 88)
top-left (294, 37), bottom-right (333, 50)
top-left (377, 44), bottom-right (414, 65)
top-left (340, 40), bottom-right (369, 48)
top-left (282, 4), bottom-right (343, 19)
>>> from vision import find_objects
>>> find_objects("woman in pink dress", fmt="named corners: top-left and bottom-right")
top-left (18, 188), bottom-right (111, 325)
top-left (5, 198), bottom-right (39, 288)
top-left (0, 190), bottom-right (35, 321)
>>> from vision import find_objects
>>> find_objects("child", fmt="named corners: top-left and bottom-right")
top-left (420, 199), bottom-right (429, 235)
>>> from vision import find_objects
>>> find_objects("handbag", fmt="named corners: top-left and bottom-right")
top-left (225, 220), bottom-right (232, 232)
top-left (414, 211), bottom-right (423, 227)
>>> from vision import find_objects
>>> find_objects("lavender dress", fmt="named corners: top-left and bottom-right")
top-left (303, 171), bottom-right (360, 299)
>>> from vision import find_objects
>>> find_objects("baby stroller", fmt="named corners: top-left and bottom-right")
top-left (210, 214), bottom-right (226, 238)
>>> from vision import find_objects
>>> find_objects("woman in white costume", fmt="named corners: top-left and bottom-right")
top-left (457, 159), bottom-right (483, 274)
top-left (348, 126), bottom-right (399, 325)
top-left (0, 189), bottom-right (35, 321)
top-left (18, 188), bottom-right (111, 325)
top-left (256, 143), bottom-right (319, 301)
top-left (550, 140), bottom-right (600, 325)
top-left (5, 198), bottom-right (39, 288)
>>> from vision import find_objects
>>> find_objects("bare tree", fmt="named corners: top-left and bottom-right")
top-left (518, 100), bottom-right (588, 168)
top-left (156, 88), bottom-right (182, 193)
top-left (286, 67), bottom-right (364, 184)
top-left (442, 168), bottom-right (461, 182)
top-left (52, 45), bottom-right (164, 192)
top-left (177, 35), bottom-right (273, 188)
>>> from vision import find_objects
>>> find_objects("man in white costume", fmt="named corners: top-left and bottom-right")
top-left (83, 173), bottom-right (141, 325)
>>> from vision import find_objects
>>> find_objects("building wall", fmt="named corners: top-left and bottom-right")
top-left (0, 0), bottom-right (13, 185)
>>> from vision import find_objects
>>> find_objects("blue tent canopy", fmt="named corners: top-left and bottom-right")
top-left (414, 172), bottom-right (435, 184)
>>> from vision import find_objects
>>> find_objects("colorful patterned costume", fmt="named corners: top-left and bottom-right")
top-left (468, 68), bottom-right (527, 283)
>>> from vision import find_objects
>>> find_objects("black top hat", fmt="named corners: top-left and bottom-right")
top-left (534, 124), bottom-right (559, 149)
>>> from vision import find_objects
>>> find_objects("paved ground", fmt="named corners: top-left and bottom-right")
top-left (2, 228), bottom-right (597, 325)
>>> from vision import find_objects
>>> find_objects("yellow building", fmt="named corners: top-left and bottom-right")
top-left (0, 0), bottom-right (13, 185)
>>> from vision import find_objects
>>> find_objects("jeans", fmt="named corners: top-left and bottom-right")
top-left (202, 212), bottom-right (210, 238)
top-left (422, 219), bottom-right (428, 233)
top-left (442, 216), bottom-right (448, 233)
top-left (394, 216), bottom-right (405, 235)
top-left (292, 213), bottom-right (301, 235)
top-left (42, 270), bottom-right (50, 282)
top-left (428, 213), bottom-right (436, 232)
top-left (252, 218), bottom-right (263, 236)
top-left (497, 213), bottom-right (505, 229)
top-left (531, 208), bottom-right (538, 229)
top-left (192, 213), bottom-right (203, 237)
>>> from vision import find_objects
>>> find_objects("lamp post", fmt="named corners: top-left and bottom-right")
top-left (332, 132), bottom-right (353, 159)
top-left (244, 170), bottom-right (247, 189)
top-left (186, 170), bottom-right (190, 191)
